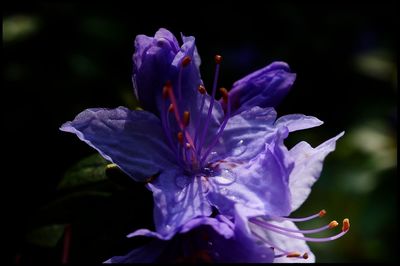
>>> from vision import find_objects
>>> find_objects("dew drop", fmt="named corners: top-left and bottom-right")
top-left (213, 169), bottom-right (236, 185)
top-left (232, 139), bottom-right (246, 156)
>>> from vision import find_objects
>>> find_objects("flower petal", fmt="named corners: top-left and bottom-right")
top-left (289, 132), bottom-right (345, 211)
top-left (203, 106), bottom-right (278, 163)
top-left (224, 61), bottom-right (296, 115)
top-left (143, 171), bottom-right (212, 237)
top-left (249, 220), bottom-right (316, 263)
top-left (208, 127), bottom-right (293, 217)
top-left (60, 107), bottom-right (176, 182)
top-left (275, 114), bottom-right (323, 132)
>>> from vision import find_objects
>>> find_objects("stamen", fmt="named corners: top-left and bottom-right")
top-left (270, 210), bottom-right (327, 222)
top-left (181, 56), bottom-right (192, 67)
top-left (303, 252), bottom-right (309, 259)
top-left (329, 220), bottom-right (339, 229)
top-left (162, 81), bottom-right (172, 99)
top-left (286, 252), bottom-right (301, 258)
top-left (197, 55), bottom-right (222, 158)
top-left (183, 111), bottom-right (190, 127)
top-left (250, 218), bottom-right (350, 243)
top-left (198, 84), bottom-right (206, 94)
top-left (249, 218), bottom-right (339, 234)
top-left (342, 218), bottom-right (350, 232)
top-left (214, 55), bottom-right (222, 64)
top-left (168, 104), bottom-right (174, 113)
top-left (177, 132), bottom-right (184, 144)
top-left (200, 87), bottom-right (231, 164)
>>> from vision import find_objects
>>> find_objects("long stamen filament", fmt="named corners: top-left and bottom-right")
top-left (269, 209), bottom-right (326, 222)
top-left (197, 55), bottom-right (222, 157)
top-left (200, 87), bottom-right (230, 164)
top-left (250, 218), bottom-right (350, 243)
top-left (250, 218), bottom-right (338, 234)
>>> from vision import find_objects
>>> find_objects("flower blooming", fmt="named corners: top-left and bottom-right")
top-left (61, 28), bottom-right (349, 262)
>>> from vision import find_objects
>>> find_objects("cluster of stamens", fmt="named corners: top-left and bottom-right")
top-left (160, 54), bottom-right (230, 174)
top-left (249, 210), bottom-right (350, 260)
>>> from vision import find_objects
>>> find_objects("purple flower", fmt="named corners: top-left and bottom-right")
top-left (105, 206), bottom-right (275, 263)
top-left (61, 28), bottom-right (349, 262)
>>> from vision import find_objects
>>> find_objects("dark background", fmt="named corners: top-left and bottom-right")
top-left (3, 2), bottom-right (397, 263)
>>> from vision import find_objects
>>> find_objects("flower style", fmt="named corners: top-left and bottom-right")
top-left (61, 28), bottom-right (349, 262)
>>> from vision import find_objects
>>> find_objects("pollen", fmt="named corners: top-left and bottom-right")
top-left (286, 252), bottom-right (301, 258)
top-left (342, 218), bottom-right (350, 232)
top-left (183, 111), bottom-right (190, 127)
top-left (328, 220), bottom-right (339, 229)
top-left (182, 56), bottom-right (191, 67)
top-left (214, 54), bottom-right (222, 64)
top-left (319, 209), bottom-right (327, 217)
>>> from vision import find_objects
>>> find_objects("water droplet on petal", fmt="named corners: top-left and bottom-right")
top-left (213, 169), bottom-right (236, 185)
top-left (231, 139), bottom-right (247, 156)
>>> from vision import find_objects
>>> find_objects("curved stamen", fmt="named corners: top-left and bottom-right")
top-left (200, 87), bottom-right (231, 165)
top-left (250, 218), bottom-right (350, 243)
top-left (269, 209), bottom-right (326, 222)
top-left (197, 55), bottom-right (222, 157)
top-left (250, 218), bottom-right (338, 234)
top-left (194, 85), bottom-right (207, 148)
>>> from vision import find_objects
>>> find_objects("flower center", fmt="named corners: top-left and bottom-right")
top-left (249, 209), bottom-right (350, 260)
top-left (160, 54), bottom-right (231, 176)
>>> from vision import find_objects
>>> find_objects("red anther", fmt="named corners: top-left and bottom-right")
top-left (303, 253), bottom-right (309, 259)
top-left (183, 111), bottom-right (190, 127)
top-left (168, 104), bottom-right (174, 113)
top-left (177, 132), bottom-right (184, 144)
top-left (162, 81), bottom-right (172, 99)
top-left (342, 218), bottom-right (350, 232)
top-left (219, 87), bottom-right (229, 102)
top-left (198, 84), bottom-right (206, 94)
top-left (319, 209), bottom-right (327, 217)
top-left (182, 56), bottom-right (192, 67)
top-left (214, 55), bottom-right (222, 64)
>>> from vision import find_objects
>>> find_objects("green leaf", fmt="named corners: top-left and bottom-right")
top-left (26, 224), bottom-right (66, 248)
top-left (58, 154), bottom-right (109, 190)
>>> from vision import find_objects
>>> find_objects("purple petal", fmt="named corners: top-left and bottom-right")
top-left (275, 114), bottom-right (323, 132)
top-left (145, 171), bottom-right (212, 236)
top-left (208, 128), bottom-right (293, 218)
top-left (60, 107), bottom-right (176, 182)
top-left (204, 106), bottom-right (278, 163)
top-left (225, 61), bottom-right (296, 114)
top-left (289, 132), bottom-right (345, 212)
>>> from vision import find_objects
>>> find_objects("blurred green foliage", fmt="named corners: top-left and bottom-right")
top-left (3, 2), bottom-right (397, 264)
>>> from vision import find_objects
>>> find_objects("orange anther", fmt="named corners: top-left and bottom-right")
top-left (182, 56), bottom-right (191, 67)
top-left (168, 104), bottom-right (174, 113)
top-left (177, 132), bottom-right (184, 144)
top-left (214, 55), bottom-right (222, 64)
top-left (183, 111), bottom-right (190, 127)
top-left (342, 218), bottom-right (350, 232)
top-left (286, 252), bottom-right (301, 258)
top-left (319, 209), bottom-right (327, 217)
top-left (219, 87), bottom-right (229, 102)
top-left (198, 84), bottom-right (206, 94)
top-left (328, 220), bottom-right (339, 229)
